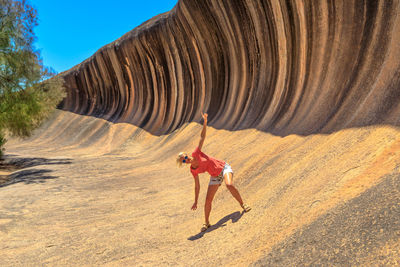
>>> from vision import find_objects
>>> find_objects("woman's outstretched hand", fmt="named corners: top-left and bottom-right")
top-left (201, 112), bottom-right (208, 122)
top-left (191, 202), bottom-right (198, 210)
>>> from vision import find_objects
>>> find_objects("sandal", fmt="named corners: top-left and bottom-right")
top-left (242, 203), bottom-right (251, 212)
top-left (201, 223), bottom-right (211, 232)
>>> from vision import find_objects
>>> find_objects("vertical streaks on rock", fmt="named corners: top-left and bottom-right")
top-left (59, 0), bottom-right (400, 136)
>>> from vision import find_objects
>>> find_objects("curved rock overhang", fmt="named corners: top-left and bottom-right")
top-left (59, 0), bottom-right (400, 136)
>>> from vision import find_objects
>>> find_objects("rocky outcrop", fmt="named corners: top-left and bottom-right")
top-left (60, 0), bottom-right (400, 136)
top-left (3, 1), bottom-right (400, 265)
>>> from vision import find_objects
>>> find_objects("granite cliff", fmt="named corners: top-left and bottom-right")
top-left (59, 0), bottom-right (400, 135)
top-left (1, 1), bottom-right (399, 266)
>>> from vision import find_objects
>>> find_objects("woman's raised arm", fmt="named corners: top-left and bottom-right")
top-left (198, 112), bottom-right (208, 150)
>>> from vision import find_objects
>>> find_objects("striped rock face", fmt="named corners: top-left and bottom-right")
top-left (2, 1), bottom-right (400, 266)
top-left (60, 0), bottom-right (400, 135)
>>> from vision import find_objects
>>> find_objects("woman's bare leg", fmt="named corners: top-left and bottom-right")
top-left (224, 173), bottom-right (244, 206)
top-left (205, 184), bottom-right (220, 224)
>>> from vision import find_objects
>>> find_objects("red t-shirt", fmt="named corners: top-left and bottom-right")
top-left (190, 147), bottom-right (225, 177)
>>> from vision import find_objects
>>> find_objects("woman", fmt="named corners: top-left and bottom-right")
top-left (177, 112), bottom-right (251, 232)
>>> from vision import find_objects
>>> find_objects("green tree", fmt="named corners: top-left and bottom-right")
top-left (0, 0), bottom-right (65, 157)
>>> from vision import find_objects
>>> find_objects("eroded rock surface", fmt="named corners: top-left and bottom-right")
top-left (60, 0), bottom-right (400, 136)
top-left (1, 0), bottom-right (400, 266)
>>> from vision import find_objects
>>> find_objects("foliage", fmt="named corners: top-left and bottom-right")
top-left (0, 131), bottom-right (5, 157)
top-left (0, 0), bottom-right (65, 158)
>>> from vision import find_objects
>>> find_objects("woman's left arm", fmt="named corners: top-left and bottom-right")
top-left (198, 112), bottom-right (208, 150)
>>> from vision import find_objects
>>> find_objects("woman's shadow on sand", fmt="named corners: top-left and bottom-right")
top-left (188, 211), bottom-right (244, 241)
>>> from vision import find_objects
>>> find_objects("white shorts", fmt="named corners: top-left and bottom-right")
top-left (209, 163), bottom-right (233, 185)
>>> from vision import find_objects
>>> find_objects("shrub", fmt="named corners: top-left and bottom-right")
top-left (0, 0), bottom-right (65, 158)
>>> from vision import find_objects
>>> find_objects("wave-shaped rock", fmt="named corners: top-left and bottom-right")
top-left (3, 2), bottom-right (400, 265)
top-left (59, 0), bottom-right (400, 136)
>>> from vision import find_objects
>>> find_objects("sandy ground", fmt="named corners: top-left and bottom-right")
top-left (0, 110), bottom-right (399, 266)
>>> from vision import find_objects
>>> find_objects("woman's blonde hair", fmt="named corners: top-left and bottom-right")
top-left (176, 152), bottom-right (186, 167)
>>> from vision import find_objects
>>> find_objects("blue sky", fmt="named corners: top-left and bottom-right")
top-left (31, 0), bottom-right (178, 73)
